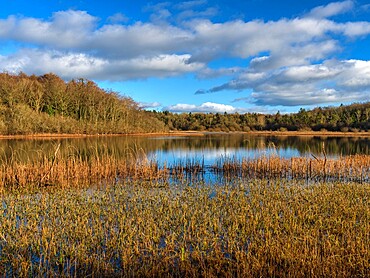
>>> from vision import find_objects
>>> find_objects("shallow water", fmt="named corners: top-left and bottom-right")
top-left (0, 133), bottom-right (368, 165)
top-left (1, 133), bottom-right (368, 185)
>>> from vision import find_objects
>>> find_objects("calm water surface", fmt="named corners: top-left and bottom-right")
top-left (0, 133), bottom-right (369, 167)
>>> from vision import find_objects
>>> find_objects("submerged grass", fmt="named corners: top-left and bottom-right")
top-left (212, 154), bottom-right (370, 183)
top-left (0, 180), bottom-right (369, 277)
top-left (0, 147), bottom-right (169, 188)
top-left (0, 147), bottom-right (369, 276)
top-left (0, 146), bottom-right (369, 188)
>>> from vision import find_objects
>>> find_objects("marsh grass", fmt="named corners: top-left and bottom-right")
top-left (0, 144), bottom-right (369, 188)
top-left (0, 144), bottom-right (171, 188)
top-left (0, 148), bottom-right (369, 276)
top-left (0, 180), bottom-right (369, 277)
top-left (212, 154), bottom-right (370, 183)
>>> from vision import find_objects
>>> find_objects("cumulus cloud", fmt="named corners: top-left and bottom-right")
top-left (138, 102), bottom-right (162, 109)
top-left (0, 49), bottom-right (204, 80)
top-left (163, 102), bottom-right (277, 114)
top-left (163, 102), bottom-right (243, 113)
top-left (341, 21), bottom-right (370, 37)
top-left (307, 0), bottom-right (354, 19)
top-left (207, 59), bottom-right (370, 106)
top-left (0, 1), bottom-right (369, 108)
top-left (1, 6), bottom-right (369, 62)
top-left (0, 10), bottom-right (97, 48)
top-left (0, 49), bottom-right (107, 78)
top-left (337, 60), bottom-right (370, 89)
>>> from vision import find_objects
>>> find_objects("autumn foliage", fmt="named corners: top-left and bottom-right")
top-left (0, 72), bottom-right (165, 134)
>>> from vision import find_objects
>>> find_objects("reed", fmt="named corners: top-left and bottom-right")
top-left (1, 146), bottom-right (369, 189)
top-left (212, 154), bottom-right (370, 183)
top-left (0, 180), bottom-right (368, 277)
top-left (0, 148), bottom-right (369, 275)
top-left (0, 146), bottom-right (170, 188)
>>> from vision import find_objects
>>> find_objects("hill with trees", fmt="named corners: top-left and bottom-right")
top-left (154, 103), bottom-right (370, 133)
top-left (0, 72), bottom-right (369, 135)
top-left (0, 72), bottom-right (166, 135)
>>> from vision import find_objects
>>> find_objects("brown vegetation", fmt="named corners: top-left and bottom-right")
top-left (212, 154), bottom-right (370, 183)
top-left (0, 72), bottom-right (166, 135)
top-left (0, 145), bottom-right (369, 188)
top-left (0, 147), bottom-right (369, 276)
top-left (0, 71), bottom-right (369, 136)
top-left (0, 179), bottom-right (369, 277)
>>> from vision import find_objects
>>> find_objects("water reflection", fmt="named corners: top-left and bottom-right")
top-left (147, 134), bottom-right (370, 165)
top-left (0, 134), bottom-right (369, 166)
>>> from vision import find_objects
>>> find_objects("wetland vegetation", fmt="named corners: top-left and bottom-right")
top-left (0, 179), bottom-right (370, 277)
top-left (0, 135), bottom-right (369, 277)
top-left (0, 73), bottom-right (369, 276)
top-left (0, 177), bottom-right (369, 277)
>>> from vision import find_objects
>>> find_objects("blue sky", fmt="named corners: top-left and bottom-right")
top-left (0, 0), bottom-right (370, 114)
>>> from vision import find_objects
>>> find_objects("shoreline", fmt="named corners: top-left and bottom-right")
top-left (0, 130), bottom-right (369, 140)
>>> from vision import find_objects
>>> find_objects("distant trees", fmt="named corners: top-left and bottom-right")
top-left (1, 71), bottom-right (368, 135)
top-left (153, 102), bottom-right (370, 133)
top-left (0, 72), bottom-right (166, 135)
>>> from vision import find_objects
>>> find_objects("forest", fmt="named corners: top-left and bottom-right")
top-left (0, 72), bottom-right (165, 134)
top-left (0, 72), bottom-right (369, 135)
top-left (154, 103), bottom-right (370, 132)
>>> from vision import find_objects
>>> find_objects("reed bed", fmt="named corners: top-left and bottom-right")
top-left (0, 148), bottom-right (369, 188)
top-left (0, 152), bottom-right (169, 189)
top-left (212, 154), bottom-right (370, 183)
top-left (0, 180), bottom-right (369, 277)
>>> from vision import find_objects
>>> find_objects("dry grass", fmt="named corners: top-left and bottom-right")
top-left (0, 180), bottom-right (369, 277)
top-left (0, 148), bottom-right (369, 276)
top-left (212, 154), bottom-right (370, 183)
top-left (0, 146), bottom-right (170, 188)
top-left (0, 145), bottom-right (369, 188)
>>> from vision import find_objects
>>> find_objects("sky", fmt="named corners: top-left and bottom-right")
top-left (0, 0), bottom-right (370, 114)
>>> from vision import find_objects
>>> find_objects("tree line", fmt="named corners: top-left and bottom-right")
top-left (0, 72), bottom-right (165, 134)
top-left (153, 103), bottom-right (370, 132)
top-left (0, 72), bottom-right (369, 135)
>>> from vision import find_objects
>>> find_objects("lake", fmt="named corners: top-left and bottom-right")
top-left (1, 133), bottom-right (369, 167)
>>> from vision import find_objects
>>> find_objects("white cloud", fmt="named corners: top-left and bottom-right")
top-left (3, 7), bottom-right (369, 62)
top-left (0, 10), bottom-right (97, 48)
top-left (175, 0), bottom-right (207, 10)
top-left (337, 60), bottom-right (370, 89)
top-left (308, 0), bottom-right (354, 19)
top-left (0, 49), bottom-right (107, 78)
top-left (279, 64), bottom-right (340, 82)
top-left (0, 1), bottom-right (369, 108)
top-left (341, 21), bottom-right (370, 37)
top-left (107, 13), bottom-right (129, 24)
top-left (150, 8), bottom-right (172, 24)
top-left (0, 50), bottom-right (204, 80)
top-left (92, 22), bottom-right (191, 59)
top-left (307, 0), bottom-right (354, 19)
top-left (1, 7), bottom-right (369, 62)
top-left (164, 102), bottom-right (278, 114)
top-left (249, 40), bottom-right (339, 71)
top-left (138, 102), bottom-right (162, 109)
top-left (206, 59), bottom-right (370, 106)
top-left (164, 102), bottom-right (243, 113)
